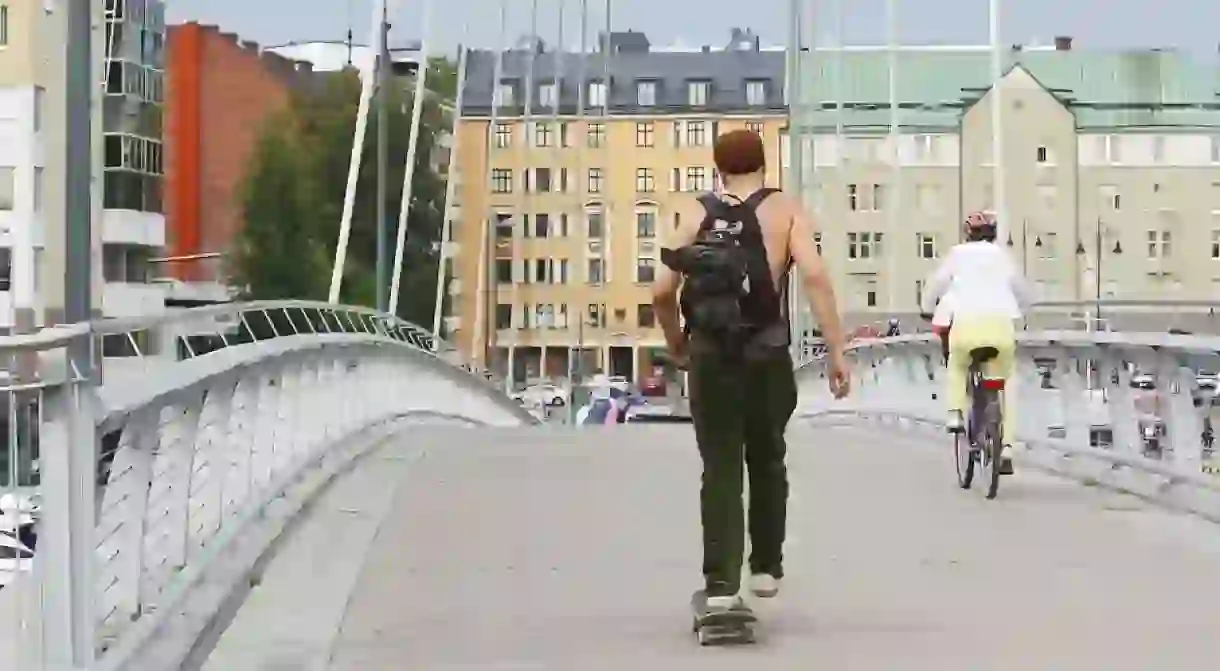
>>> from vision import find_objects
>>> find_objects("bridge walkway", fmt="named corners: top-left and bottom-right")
top-left (201, 422), bottom-right (1220, 669)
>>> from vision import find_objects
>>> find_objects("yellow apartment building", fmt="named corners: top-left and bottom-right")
top-left (447, 29), bottom-right (786, 385)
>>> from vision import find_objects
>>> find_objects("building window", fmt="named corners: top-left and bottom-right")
top-left (533, 167), bottom-right (552, 192)
top-left (686, 121), bottom-right (706, 147)
top-left (495, 259), bottom-right (512, 283)
top-left (847, 183), bottom-right (883, 212)
top-left (636, 258), bottom-right (656, 283)
top-left (915, 280), bottom-right (923, 306)
top-left (495, 304), bottom-right (513, 329)
top-left (1146, 229), bottom-right (1171, 260)
top-left (587, 168), bottom-right (603, 193)
top-left (1099, 184), bottom-right (1121, 211)
top-left (687, 81), bottom-right (710, 106)
top-left (495, 123), bottom-right (512, 148)
top-left (587, 122), bottom-right (605, 148)
top-left (495, 81), bottom-right (515, 107)
top-left (587, 81), bottom-right (606, 107)
top-left (635, 168), bottom-right (654, 193)
top-left (587, 303), bottom-right (606, 327)
top-left (586, 210), bottom-right (604, 238)
top-left (636, 80), bottom-right (656, 106)
top-left (587, 258), bottom-right (603, 284)
top-left (636, 122), bottom-right (654, 147)
top-left (539, 82), bottom-right (557, 108)
top-left (494, 213), bottom-right (513, 241)
top-left (534, 213), bottom-right (550, 238)
top-left (866, 290), bottom-right (877, 307)
top-left (491, 168), bottom-right (512, 193)
top-left (745, 80), bottom-right (767, 106)
top-left (745, 121), bottom-right (763, 135)
top-left (1036, 145), bottom-right (1048, 163)
top-left (534, 122), bottom-right (552, 147)
top-left (638, 303), bottom-right (656, 327)
top-left (814, 232), bottom-right (822, 255)
top-left (0, 5), bottom-right (8, 47)
top-left (1098, 135), bottom-right (1122, 163)
top-left (1211, 136), bottom-right (1220, 164)
top-left (1151, 136), bottom-right (1165, 163)
top-left (0, 167), bottom-right (13, 210)
top-left (636, 211), bottom-right (656, 238)
top-left (1211, 229), bottom-right (1220, 260)
top-left (917, 233), bottom-right (937, 259)
top-left (847, 232), bottom-right (883, 259)
top-left (534, 259), bottom-right (548, 283)
top-left (912, 135), bottom-right (937, 162)
top-left (685, 167), bottom-right (706, 192)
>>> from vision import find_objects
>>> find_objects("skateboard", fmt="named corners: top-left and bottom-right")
top-left (690, 589), bottom-right (757, 645)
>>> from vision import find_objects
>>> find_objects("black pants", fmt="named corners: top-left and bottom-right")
top-left (689, 342), bottom-right (797, 597)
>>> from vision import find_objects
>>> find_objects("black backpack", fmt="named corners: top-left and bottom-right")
top-left (660, 188), bottom-right (783, 355)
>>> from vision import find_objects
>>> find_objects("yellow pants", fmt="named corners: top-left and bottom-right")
top-left (946, 316), bottom-right (1017, 442)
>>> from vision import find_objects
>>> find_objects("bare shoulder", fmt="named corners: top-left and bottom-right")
top-left (761, 190), bottom-right (806, 236)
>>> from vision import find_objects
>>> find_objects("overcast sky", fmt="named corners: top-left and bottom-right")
top-left (167, 0), bottom-right (1219, 60)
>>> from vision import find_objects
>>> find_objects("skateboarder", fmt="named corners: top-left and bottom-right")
top-left (653, 129), bottom-right (851, 617)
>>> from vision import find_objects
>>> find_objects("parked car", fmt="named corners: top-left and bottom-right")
top-left (510, 383), bottom-right (568, 407)
top-left (0, 530), bottom-right (34, 589)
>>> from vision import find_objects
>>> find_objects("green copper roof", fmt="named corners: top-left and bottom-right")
top-left (791, 49), bottom-right (1220, 131)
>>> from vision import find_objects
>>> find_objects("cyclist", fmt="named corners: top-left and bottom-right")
top-left (919, 211), bottom-right (1031, 472)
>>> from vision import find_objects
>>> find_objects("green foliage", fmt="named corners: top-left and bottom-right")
top-left (232, 64), bottom-right (454, 330)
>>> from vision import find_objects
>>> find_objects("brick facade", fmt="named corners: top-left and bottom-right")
top-left (165, 23), bottom-right (314, 282)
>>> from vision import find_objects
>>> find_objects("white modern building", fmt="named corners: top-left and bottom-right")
top-left (0, 0), bottom-right (167, 344)
top-left (265, 39), bottom-right (424, 75)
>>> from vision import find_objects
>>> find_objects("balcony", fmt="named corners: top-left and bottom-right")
top-left (102, 209), bottom-right (164, 247)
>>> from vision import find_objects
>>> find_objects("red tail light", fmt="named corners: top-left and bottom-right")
top-left (980, 378), bottom-right (1006, 391)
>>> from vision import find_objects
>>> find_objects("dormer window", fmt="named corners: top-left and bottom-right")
top-left (687, 80), bottom-right (711, 106)
top-left (745, 80), bottom-right (767, 106)
top-left (636, 80), bottom-right (657, 106)
top-left (587, 80), bottom-right (607, 108)
top-left (495, 80), bottom-right (517, 107)
top-left (538, 82), bottom-right (558, 108)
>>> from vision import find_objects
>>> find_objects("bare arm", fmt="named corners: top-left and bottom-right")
top-left (652, 199), bottom-right (704, 351)
top-left (788, 199), bottom-right (846, 355)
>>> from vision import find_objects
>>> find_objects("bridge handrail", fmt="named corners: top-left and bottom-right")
top-left (0, 303), bottom-right (531, 671)
top-left (795, 330), bottom-right (1220, 521)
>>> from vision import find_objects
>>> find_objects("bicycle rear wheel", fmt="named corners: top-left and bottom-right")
top-left (979, 391), bottom-right (1003, 499)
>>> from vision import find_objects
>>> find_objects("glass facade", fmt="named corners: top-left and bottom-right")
top-left (102, 0), bottom-right (165, 213)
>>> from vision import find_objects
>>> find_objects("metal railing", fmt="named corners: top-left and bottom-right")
top-left (0, 301), bottom-right (533, 671)
top-left (796, 330), bottom-right (1220, 521)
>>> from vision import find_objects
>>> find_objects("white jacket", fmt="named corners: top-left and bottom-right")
top-left (920, 241), bottom-right (1031, 321)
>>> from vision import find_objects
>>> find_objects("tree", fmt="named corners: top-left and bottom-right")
top-left (231, 65), bottom-right (452, 330)
top-left (229, 116), bottom-right (329, 300)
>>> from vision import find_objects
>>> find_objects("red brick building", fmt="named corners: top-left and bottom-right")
top-left (165, 23), bottom-right (315, 284)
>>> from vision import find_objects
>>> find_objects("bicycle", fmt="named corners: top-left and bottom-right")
top-left (919, 309), bottom-right (1010, 498)
top-left (952, 345), bottom-right (1007, 499)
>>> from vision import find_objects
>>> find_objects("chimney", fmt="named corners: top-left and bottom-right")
top-left (1054, 36), bottom-right (1072, 51)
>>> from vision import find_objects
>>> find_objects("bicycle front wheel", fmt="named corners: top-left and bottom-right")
top-left (953, 427), bottom-right (974, 489)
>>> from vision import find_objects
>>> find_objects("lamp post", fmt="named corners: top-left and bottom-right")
top-left (1076, 217), bottom-right (1123, 332)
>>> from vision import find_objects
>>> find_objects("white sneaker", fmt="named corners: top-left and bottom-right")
top-left (749, 573), bottom-right (780, 598)
top-left (945, 410), bottom-right (964, 433)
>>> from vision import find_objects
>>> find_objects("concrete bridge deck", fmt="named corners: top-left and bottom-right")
top-left (201, 422), bottom-right (1220, 670)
